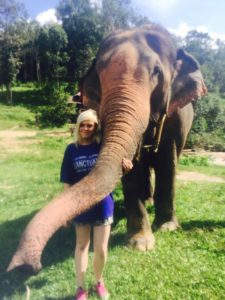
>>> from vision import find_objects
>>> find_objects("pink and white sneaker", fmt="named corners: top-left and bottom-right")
top-left (95, 282), bottom-right (109, 299)
top-left (75, 287), bottom-right (88, 300)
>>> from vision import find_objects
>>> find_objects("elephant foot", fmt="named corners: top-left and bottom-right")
top-left (152, 218), bottom-right (180, 232)
top-left (125, 230), bottom-right (155, 251)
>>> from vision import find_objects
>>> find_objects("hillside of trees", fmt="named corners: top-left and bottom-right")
top-left (0, 0), bottom-right (224, 150)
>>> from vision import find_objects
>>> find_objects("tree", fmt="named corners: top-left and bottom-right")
top-left (18, 21), bottom-right (41, 82)
top-left (211, 40), bottom-right (225, 93)
top-left (57, 0), bottom-right (102, 90)
top-left (33, 24), bottom-right (69, 127)
top-left (100, 0), bottom-right (133, 34)
top-left (184, 30), bottom-right (213, 65)
top-left (0, 0), bottom-right (27, 104)
top-left (37, 23), bottom-right (68, 85)
top-left (56, 0), bottom-right (149, 89)
top-left (183, 30), bottom-right (225, 149)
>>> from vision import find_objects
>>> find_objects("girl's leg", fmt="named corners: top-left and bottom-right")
top-left (93, 224), bottom-right (111, 283)
top-left (75, 224), bottom-right (91, 288)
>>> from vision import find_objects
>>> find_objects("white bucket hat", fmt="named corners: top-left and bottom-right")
top-left (77, 109), bottom-right (98, 126)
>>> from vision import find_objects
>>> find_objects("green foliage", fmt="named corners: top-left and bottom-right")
top-left (179, 154), bottom-right (210, 167)
top-left (101, 0), bottom-right (134, 33)
top-left (188, 132), bottom-right (225, 152)
top-left (56, 0), bottom-right (150, 89)
top-left (17, 21), bottom-right (42, 82)
top-left (38, 85), bottom-right (71, 127)
top-left (193, 95), bottom-right (225, 132)
top-left (57, 0), bottom-right (103, 87)
top-left (184, 30), bottom-right (213, 65)
top-left (0, 45), bottom-right (21, 84)
top-left (187, 93), bottom-right (225, 150)
top-left (36, 23), bottom-right (69, 84)
top-left (183, 30), bottom-right (225, 95)
top-left (0, 0), bottom-right (27, 104)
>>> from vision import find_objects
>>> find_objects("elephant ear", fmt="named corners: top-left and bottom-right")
top-left (80, 59), bottom-right (101, 109)
top-left (168, 49), bottom-right (207, 116)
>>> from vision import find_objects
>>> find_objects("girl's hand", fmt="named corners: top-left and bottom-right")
top-left (122, 158), bottom-right (133, 174)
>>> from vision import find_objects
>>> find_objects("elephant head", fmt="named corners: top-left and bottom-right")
top-left (7, 25), bottom-right (207, 274)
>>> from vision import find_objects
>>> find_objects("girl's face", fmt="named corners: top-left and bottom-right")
top-left (79, 120), bottom-right (97, 143)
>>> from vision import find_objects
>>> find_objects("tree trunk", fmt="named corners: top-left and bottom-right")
top-left (36, 57), bottom-right (41, 82)
top-left (6, 83), bottom-right (13, 105)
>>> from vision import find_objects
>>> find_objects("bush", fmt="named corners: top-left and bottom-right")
top-left (187, 132), bottom-right (225, 151)
top-left (38, 85), bottom-right (70, 127)
top-left (179, 154), bottom-right (210, 166)
top-left (187, 93), bottom-right (225, 150)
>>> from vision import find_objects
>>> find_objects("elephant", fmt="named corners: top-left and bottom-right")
top-left (7, 24), bottom-right (207, 274)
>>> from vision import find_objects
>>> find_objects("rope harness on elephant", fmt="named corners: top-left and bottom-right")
top-left (134, 112), bottom-right (167, 162)
top-left (143, 90), bottom-right (171, 154)
top-left (143, 113), bottom-right (167, 153)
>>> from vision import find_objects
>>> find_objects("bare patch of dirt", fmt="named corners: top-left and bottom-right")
top-left (177, 171), bottom-right (225, 183)
top-left (0, 129), bottom-right (37, 139)
top-left (183, 150), bottom-right (225, 167)
top-left (0, 129), bottom-right (38, 154)
top-left (0, 128), bottom-right (70, 154)
top-left (206, 152), bottom-right (225, 167)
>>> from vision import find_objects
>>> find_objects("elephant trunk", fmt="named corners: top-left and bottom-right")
top-left (7, 86), bottom-right (150, 274)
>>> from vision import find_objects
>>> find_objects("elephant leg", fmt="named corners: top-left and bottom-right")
top-left (152, 106), bottom-right (193, 231)
top-left (122, 157), bottom-right (155, 251)
top-left (152, 140), bottom-right (179, 231)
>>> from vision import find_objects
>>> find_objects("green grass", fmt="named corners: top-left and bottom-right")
top-left (0, 83), bottom-right (45, 107)
top-left (0, 84), bottom-right (45, 130)
top-left (0, 103), bottom-right (36, 129)
top-left (0, 100), bottom-right (224, 299)
top-left (178, 153), bottom-right (225, 179)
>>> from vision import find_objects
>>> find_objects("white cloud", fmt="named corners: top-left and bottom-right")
top-left (90, 0), bottom-right (102, 7)
top-left (209, 31), bottom-right (225, 42)
top-left (169, 22), bottom-right (191, 38)
top-left (36, 9), bottom-right (58, 26)
top-left (169, 22), bottom-right (225, 41)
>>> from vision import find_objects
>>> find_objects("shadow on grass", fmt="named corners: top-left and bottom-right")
top-left (181, 219), bottom-right (225, 231)
top-left (0, 211), bottom-right (75, 299)
top-left (0, 212), bottom-right (37, 299)
top-left (0, 199), bottom-right (127, 299)
top-left (181, 219), bottom-right (225, 257)
top-left (113, 197), bottom-right (126, 226)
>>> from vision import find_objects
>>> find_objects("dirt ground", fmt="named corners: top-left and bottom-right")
top-left (0, 129), bottom-right (224, 183)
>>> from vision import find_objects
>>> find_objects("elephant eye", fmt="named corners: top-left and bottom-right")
top-left (152, 65), bottom-right (161, 77)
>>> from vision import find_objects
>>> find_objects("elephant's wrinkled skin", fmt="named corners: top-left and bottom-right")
top-left (7, 25), bottom-right (207, 273)
top-left (122, 102), bottom-right (194, 250)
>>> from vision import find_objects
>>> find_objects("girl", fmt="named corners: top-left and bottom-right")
top-left (60, 109), bottom-right (133, 300)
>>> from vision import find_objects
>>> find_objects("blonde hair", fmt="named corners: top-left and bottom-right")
top-left (74, 109), bottom-right (100, 144)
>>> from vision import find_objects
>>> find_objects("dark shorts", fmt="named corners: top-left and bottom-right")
top-left (73, 194), bottom-right (114, 226)
top-left (74, 216), bottom-right (114, 226)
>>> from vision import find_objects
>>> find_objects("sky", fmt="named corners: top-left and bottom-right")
top-left (21, 0), bottom-right (225, 40)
